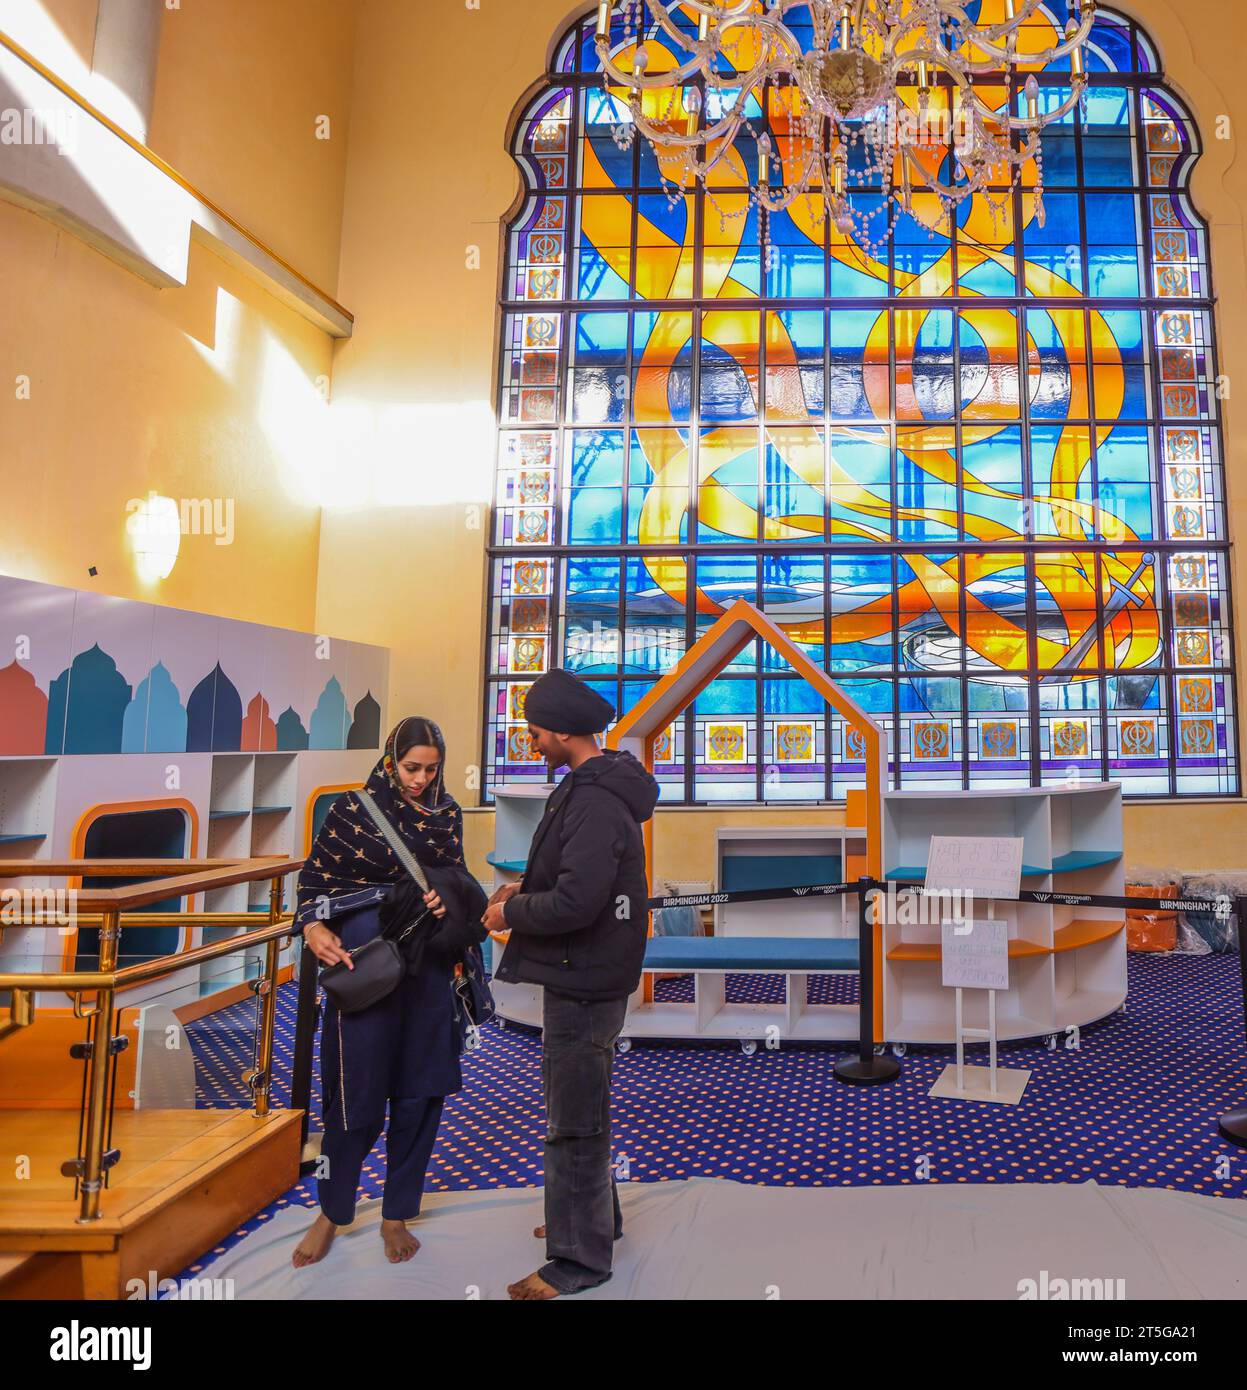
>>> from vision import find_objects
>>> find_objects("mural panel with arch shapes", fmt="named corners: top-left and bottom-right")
top-left (0, 575), bottom-right (389, 756)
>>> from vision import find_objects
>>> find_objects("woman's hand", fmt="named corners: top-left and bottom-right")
top-left (303, 923), bottom-right (353, 969)
top-left (423, 889), bottom-right (447, 919)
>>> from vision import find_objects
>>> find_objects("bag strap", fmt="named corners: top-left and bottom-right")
top-left (356, 789), bottom-right (432, 893)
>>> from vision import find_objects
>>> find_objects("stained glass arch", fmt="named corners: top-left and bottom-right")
top-left (486, 3), bottom-right (1237, 804)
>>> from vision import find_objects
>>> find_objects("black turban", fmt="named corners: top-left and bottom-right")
top-left (524, 668), bottom-right (615, 735)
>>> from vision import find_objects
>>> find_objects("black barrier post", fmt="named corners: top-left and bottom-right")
top-left (290, 940), bottom-right (319, 1161)
top-left (1218, 895), bottom-right (1247, 1147)
top-left (834, 875), bottom-right (901, 1086)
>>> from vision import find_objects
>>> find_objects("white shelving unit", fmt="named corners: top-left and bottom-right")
top-left (0, 758), bottom-right (59, 988)
top-left (489, 788), bottom-right (866, 1043)
top-left (880, 783), bottom-right (1127, 1046)
top-left (714, 825), bottom-right (867, 938)
top-left (487, 783), bottom-right (553, 1016)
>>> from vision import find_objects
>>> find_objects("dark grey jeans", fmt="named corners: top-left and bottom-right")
top-left (538, 989), bottom-right (628, 1295)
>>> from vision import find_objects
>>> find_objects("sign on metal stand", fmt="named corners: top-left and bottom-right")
top-left (926, 837), bottom-right (1031, 1106)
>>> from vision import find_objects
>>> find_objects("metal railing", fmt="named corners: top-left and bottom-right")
top-left (0, 856), bottom-right (304, 1223)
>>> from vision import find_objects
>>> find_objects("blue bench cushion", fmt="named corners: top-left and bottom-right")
top-left (720, 854), bottom-right (842, 893)
top-left (643, 936), bottom-right (859, 972)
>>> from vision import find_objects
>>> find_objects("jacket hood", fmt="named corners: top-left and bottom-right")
top-left (572, 748), bottom-right (660, 823)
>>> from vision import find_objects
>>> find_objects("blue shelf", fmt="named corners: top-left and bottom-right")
top-left (209, 809), bottom-right (249, 820)
top-left (487, 853), bottom-right (527, 872)
top-left (1051, 850), bottom-right (1122, 873)
top-left (0, 832), bottom-right (46, 843)
top-left (886, 863), bottom-right (1051, 881)
top-left (252, 805), bottom-right (292, 814)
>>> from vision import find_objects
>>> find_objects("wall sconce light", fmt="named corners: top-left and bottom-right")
top-left (126, 492), bottom-right (181, 581)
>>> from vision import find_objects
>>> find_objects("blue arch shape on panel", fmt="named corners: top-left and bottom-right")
top-left (309, 675), bottom-right (348, 749)
top-left (122, 662), bottom-right (188, 752)
top-left (276, 705), bottom-right (310, 750)
top-left (186, 663), bottom-right (243, 751)
top-left (50, 644), bottom-right (133, 754)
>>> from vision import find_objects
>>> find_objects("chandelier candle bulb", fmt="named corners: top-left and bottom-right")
top-left (1068, 22), bottom-right (1085, 77)
top-left (596, 0), bottom-right (610, 39)
top-left (685, 84), bottom-right (701, 137)
top-left (1025, 73), bottom-right (1040, 122)
top-left (698, 12), bottom-right (709, 42)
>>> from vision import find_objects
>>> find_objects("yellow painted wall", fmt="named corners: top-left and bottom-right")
top-left (320, 0), bottom-right (1247, 879)
top-left (147, 0), bottom-right (357, 292)
top-left (2, 0), bottom-right (99, 88)
top-left (0, 197), bottom-right (330, 629)
top-left (0, 0), bottom-right (356, 631)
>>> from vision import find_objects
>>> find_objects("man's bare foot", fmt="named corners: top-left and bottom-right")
top-left (292, 1214), bottom-right (337, 1268)
top-left (508, 1271), bottom-right (560, 1300)
top-left (381, 1217), bottom-right (421, 1263)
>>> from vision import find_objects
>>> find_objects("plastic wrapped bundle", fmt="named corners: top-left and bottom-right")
top-left (1125, 873), bottom-right (1180, 953)
top-left (651, 881), bottom-right (708, 939)
top-left (1178, 873), bottom-right (1247, 954)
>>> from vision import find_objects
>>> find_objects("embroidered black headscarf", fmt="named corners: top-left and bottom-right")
top-left (294, 716), bottom-right (465, 930)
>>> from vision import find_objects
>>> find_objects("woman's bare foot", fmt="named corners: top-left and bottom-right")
top-left (292, 1214), bottom-right (338, 1268)
top-left (508, 1271), bottom-right (560, 1300)
top-left (381, 1217), bottom-right (421, 1263)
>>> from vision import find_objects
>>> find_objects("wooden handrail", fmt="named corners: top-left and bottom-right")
top-left (0, 856), bottom-right (290, 876)
top-left (0, 856), bottom-right (305, 910)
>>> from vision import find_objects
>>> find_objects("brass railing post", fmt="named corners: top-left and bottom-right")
top-left (0, 987), bottom-right (34, 1041)
top-left (251, 875), bottom-right (285, 1118)
top-left (77, 906), bottom-right (119, 1222)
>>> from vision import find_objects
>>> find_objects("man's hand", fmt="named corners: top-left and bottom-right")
top-left (482, 899), bottom-right (512, 937)
top-left (487, 881), bottom-right (522, 908)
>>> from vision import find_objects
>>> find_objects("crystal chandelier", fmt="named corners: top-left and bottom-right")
top-left (593, 0), bottom-right (1098, 251)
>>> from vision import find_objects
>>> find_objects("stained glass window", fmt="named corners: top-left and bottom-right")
top-left (486, 4), bottom-right (1237, 803)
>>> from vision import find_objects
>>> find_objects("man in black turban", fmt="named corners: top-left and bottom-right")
top-left (483, 668), bottom-right (659, 1299)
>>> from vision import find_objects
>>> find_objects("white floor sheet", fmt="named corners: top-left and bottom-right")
top-left (201, 1177), bottom-right (1247, 1300)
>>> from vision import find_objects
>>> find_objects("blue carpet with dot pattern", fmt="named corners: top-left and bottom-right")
top-left (177, 952), bottom-right (1247, 1281)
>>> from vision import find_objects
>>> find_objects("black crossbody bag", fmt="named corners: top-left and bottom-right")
top-left (317, 791), bottom-right (434, 1014)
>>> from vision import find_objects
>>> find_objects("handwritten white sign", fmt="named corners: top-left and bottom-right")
top-left (941, 917), bottom-right (1010, 991)
top-left (926, 835), bottom-right (1024, 900)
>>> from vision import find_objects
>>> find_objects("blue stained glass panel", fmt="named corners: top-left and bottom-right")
top-left (490, 6), bottom-right (1236, 802)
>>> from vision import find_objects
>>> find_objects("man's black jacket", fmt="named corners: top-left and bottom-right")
top-left (494, 748), bottom-right (659, 1001)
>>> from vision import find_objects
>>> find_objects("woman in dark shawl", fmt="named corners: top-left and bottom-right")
top-left (291, 716), bottom-right (487, 1269)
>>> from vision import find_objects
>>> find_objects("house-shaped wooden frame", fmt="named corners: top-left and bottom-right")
top-left (605, 598), bottom-right (887, 881)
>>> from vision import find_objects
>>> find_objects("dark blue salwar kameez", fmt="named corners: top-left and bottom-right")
top-left (294, 720), bottom-right (486, 1227)
top-left (315, 899), bottom-right (465, 1223)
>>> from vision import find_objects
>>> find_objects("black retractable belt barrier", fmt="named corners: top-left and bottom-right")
top-left (647, 881), bottom-right (854, 910)
top-left (833, 876), bottom-right (900, 1086)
